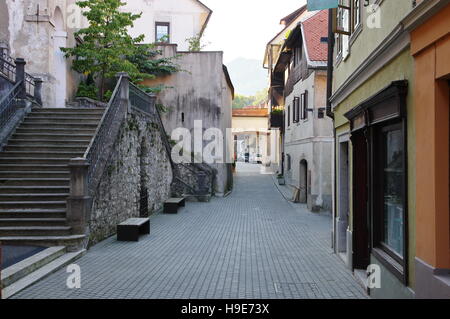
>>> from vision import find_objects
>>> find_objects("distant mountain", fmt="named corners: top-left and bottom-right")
top-left (226, 58), bottom-right (268, 96)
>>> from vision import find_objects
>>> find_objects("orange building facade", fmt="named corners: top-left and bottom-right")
top-left (411, 3), bottom-right (450, 298)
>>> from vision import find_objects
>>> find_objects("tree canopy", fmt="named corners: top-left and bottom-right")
top-left (62, 0), bottom-right (178, 100)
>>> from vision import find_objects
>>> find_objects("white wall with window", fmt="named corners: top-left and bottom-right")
top-left (122, 0), bottom-right (211, 50)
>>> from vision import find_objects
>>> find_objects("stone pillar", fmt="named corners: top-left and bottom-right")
top-left (34, 77), bottom-right (43, 105)
top-left (14, 58), bottom-right (26, 100)
top-left (149, 93), bottom-right (157, 114)
top-left (116, 72), bottom-right (130, 112)
top-left (67, 158), bottom-right (92, 235)
top-left (0, 43), bottom-right (7, 74)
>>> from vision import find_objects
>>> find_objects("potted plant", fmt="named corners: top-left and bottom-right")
top-left (277, 173), bottom-right (285, 185)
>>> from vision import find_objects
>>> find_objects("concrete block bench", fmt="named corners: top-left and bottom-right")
top-left (164, 197), bottom-right (185, 214)
top-left (117, 218), bottom-right (150, 241)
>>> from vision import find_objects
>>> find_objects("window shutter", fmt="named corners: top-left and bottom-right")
top-left (304, 90), bottom-right (309, 119)
top-left (287, 106), bottom-right (291, 127)
top-left (294, 97), bottom-right (300, 123)
top-left (293, 100), bottom-right (296, 123)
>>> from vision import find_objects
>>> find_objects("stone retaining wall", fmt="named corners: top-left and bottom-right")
top-left (88, 108), bottom-right (173, 245)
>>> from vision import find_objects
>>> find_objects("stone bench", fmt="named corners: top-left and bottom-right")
top-left (117, 218), bottom-right (150, 241)
top-left (164, 197), bottom-right (185, 214)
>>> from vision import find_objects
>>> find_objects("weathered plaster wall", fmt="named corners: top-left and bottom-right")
top-left (3, 0), bottom-right (83, 107)
top-left (0, 0), bottom-right (9, 46)
top-left (143, 50), bottom-right (233, 195)
top-left (89, 109), bottom-right (173, 246)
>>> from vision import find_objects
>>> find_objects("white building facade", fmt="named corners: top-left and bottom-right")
top-left (279, 11), bottom-right (333, 212)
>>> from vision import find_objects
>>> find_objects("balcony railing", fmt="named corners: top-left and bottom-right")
top-left (269, 111), bottom-right (283, 129)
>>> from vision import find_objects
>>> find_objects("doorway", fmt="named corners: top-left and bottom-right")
top-left (299, 159), bottom-right (308, 203)
top-left (351, 130), bottom-right (370, 270)
top-left (337, 140), bottom-right (350, 256)
top-left (53, 7), bottom-right (67, 107)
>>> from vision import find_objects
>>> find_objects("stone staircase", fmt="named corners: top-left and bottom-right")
top-left (0, 108), bottom-right (105, 248)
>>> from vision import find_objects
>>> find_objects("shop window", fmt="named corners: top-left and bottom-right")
top-left (345, 81), bottom-right (409, 284)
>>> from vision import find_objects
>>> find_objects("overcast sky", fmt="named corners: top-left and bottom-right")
top-left (201, 0), bottom-right (307, 63)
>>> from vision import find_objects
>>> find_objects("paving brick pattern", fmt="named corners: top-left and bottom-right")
top-left (13, 163), bottom-right (367, 299)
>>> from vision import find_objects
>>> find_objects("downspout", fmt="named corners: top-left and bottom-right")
top-left (326, 8), bottom-right (334, 120)
top-left (326, 8), bottom-right (337, 251)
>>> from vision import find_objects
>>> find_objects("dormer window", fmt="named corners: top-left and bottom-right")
top-left (155, 22), bottom-right (170, 43)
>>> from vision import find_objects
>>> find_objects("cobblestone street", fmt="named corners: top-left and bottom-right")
top-left (13, 163), bottom-right (367, 299)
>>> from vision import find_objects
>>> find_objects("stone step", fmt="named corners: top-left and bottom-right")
top-left (0, 201), bottom-right (66, 209)
top-left (0, 171), bottom-right (70, 178)
top-left (0, 218), bottom-right (66, 227)
top-left (1, 248), bottom-right (86, 299)
top-left (0, 226), bottom-right (72, 236)
top-left (0, 193), bottom-right (69, 202)
top-left (0, 164), bottom-right (69, 172)
top-left (20, 121), bottom-right (100, 128)
top-left (0, 151), bottom-right (84, 159)
top-left (4, 145), bottom-right (86, 152)
top-left (0, 178), bottom-right (69, 186)
top-left (29, 111), bottom-right (103, 116)
top-left (0, 209), bottom-right (66, 218)
top-left (11, 133), bottom-right (93, 141)
top-left (15, 127), bottom-right (96, 135)
top-left (7, 139), bottom-right (90, 146)
top-left (33, 107), bottom-right (105, 114)
top-left (0, 186), bottom-right (70, 194)
top-left (28, 112), bottom-right (104, 119)
top-left (0, 246), bottom-right (66, 289)
top-left (0, 235), bottom-right (86, 251)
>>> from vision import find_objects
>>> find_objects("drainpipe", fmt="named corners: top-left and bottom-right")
top-left (326, 9), bottom-right (334, 120)
top-left (326, 8), bottom-right (337, 251)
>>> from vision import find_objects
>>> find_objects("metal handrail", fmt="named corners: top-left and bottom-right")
top-left (129, 82), bottom-right (174, 167)
top-left (0, 53), bottom-right (16, 83)
top-left (0, 81), bottom-right (22, 129)
top-left (129, 82), bottom-right (155, 115)
top-left (83, 75), bottom-right (125, 194)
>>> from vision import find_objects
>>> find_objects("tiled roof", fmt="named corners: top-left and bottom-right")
top-left (302, 10), bottom-right (329, 62)
top-left (232, 109), bottom-right (269, 117)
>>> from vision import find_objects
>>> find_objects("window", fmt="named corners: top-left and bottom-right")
top-left (286, 154), bottom-right (291, 171)
top-left (345, 81), bottom-right (408, 284)
top-left (373, 123), bottom-right (406, 271)
top-left (155, 22), bottom-right (170, 43)
top-left (287, 105), bottom-right (291, 127)
top-left (293, 97), bottom-right (300, 123)
top-left (301, 91), bottom-right (309, 120)
top-left (352, 0), bottom-right (361, 32)
top-left (318, 108), bottom-right (325, 119)
top-left (333, 0), bottom-right (363, 60)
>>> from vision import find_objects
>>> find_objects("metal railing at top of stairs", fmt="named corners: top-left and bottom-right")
top-left (0, 52), bottom-right (42, 105)
top-left (128, 81), bottom-right (174, 166)
top-left (0, 81), bottom-right (22, 129)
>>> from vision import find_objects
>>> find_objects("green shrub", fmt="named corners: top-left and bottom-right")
top-left (76, 81), bottom-right (98, 100)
